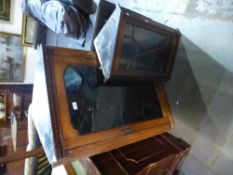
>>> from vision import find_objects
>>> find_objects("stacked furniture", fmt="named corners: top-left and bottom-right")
top-left (30, 0), bottom-right (191, 174)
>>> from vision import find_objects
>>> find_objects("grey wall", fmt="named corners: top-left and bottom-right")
top-left (108, 0), bottom-right (233, 174)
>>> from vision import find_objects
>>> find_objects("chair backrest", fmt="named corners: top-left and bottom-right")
top-left (36, 154), bottom-right (52, 175)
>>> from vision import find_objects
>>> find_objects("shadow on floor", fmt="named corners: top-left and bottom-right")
top-left (164, 35), bottom-right (233, 175)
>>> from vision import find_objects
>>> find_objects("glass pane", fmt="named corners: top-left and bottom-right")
top-left (64, 66), bottom-right (163, 135)
top-left (120, 23), bottom-right (172, 73)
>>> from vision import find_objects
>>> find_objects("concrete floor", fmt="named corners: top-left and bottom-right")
top-left (109, 0), bottom-right (233, 174)
top-left (166, 36), bottom-right (233, 175)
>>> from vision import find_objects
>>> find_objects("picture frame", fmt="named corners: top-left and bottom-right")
top-left (0, 32), bottom-right (26, 82)
top-left (22, 15), bottom-right (36, 46)
top-left (0, 0), bottom-right (11, 22)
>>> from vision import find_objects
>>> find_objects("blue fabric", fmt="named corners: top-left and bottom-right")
top-left (21, 0), bottom-right (89, 38)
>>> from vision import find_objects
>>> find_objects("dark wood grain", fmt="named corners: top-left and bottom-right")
top-left (91, 133), bottom-right (190, 175)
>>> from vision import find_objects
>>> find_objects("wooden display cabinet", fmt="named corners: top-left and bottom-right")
top-left (0, 85), bottom-right (32, 151)
top-left (94, 4), bottom-right (180, 81)
top-left (0, 85), bottom-right (33, 126)
top-left (11, 112), bottom-right (28, 151)
top-left (0, 91), bottom-right (7, 124)
top-left (43, 47), bottom-right (174, 163)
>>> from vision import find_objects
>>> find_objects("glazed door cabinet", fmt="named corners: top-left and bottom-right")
top-left (94, 4), bottom-right (180, 81)
top-left (43, 47), bottom-right (174, 163)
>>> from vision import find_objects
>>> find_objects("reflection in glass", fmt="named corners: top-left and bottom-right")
top-left (64, 66), bottom-right (163, 135)
top-left (120, 23), bottom-right (172, 73)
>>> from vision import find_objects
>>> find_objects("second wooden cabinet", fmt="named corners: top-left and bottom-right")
top-left (69, 133), bottom-right (190, 175)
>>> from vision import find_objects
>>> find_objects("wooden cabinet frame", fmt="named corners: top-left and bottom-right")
top-left (95, 5), bottom-right (181, 81)
top-left (43, 47), bottom-right (174, 163)
top-left (112, 12), bottom-right (181, 80)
